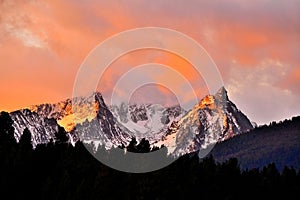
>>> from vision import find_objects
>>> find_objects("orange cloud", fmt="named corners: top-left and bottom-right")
top-left (0, 0), bottom-right (299, 125)
top-left (96, 49), bottom-right (208, 107)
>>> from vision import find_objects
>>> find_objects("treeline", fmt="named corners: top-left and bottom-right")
top-left (1, 111), bottom-right (300, 199)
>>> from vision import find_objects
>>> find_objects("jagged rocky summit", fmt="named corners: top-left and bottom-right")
top-left (8, 87), bottom-right (253, 157)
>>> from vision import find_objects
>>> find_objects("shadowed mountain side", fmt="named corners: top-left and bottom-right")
top-left (211, 116), bottom-right (300, 171)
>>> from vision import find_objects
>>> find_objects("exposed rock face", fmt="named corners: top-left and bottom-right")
top-left (8, 87), bottom-right (253, 156)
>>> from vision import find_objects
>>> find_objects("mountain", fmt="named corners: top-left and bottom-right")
top-left (9, 109), bottom-right (59, 146)
top-left (7, 87), bottom-right (253, 156)
top-left (9, 92), bottom-right (132, 149)
top-left (110, 103), bottom-right (185, 143)
top-left (156, 87), bottom-right (253, 157)
top-left (211, 116), bottom-right (300, 171)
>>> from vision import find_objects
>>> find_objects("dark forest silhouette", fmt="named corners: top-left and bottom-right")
top-left (0, 111), bottom-right (300, 199)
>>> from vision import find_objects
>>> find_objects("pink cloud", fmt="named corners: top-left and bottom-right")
top-left (0, 0), bottom-right (299, 124)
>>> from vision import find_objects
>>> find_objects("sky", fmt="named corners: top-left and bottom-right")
top-left (0, 0), bottom-right (299, 125)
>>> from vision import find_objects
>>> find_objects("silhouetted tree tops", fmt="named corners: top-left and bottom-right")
top-left (126, 137), bottom-right (152, 153)
top-left (0, 112), bottom-right (300, 199)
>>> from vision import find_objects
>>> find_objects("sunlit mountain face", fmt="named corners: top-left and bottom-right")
top-left (27, 95), bottom-right (100, 132)
top-left (8, 87), bottom-right (253, 158)
top-left (156, 87), bottom-right (253, 157)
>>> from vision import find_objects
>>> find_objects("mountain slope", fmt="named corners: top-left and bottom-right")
top-left (211, 116), bottom-right (300, 171)
top-left (9, 109), bottom-right (59, 147)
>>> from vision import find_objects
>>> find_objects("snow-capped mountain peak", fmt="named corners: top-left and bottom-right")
top-left (110, 103), bottom-right (185, 142)
top-left (157, 87), bottom-right (253, 157)
top-left (8, 87), bottom-right (253, 157)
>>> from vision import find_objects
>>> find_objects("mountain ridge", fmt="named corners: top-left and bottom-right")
top-left (156, 86), bottom-right (253, 157)
top-left (7, 87), bottom-right (253, 156)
